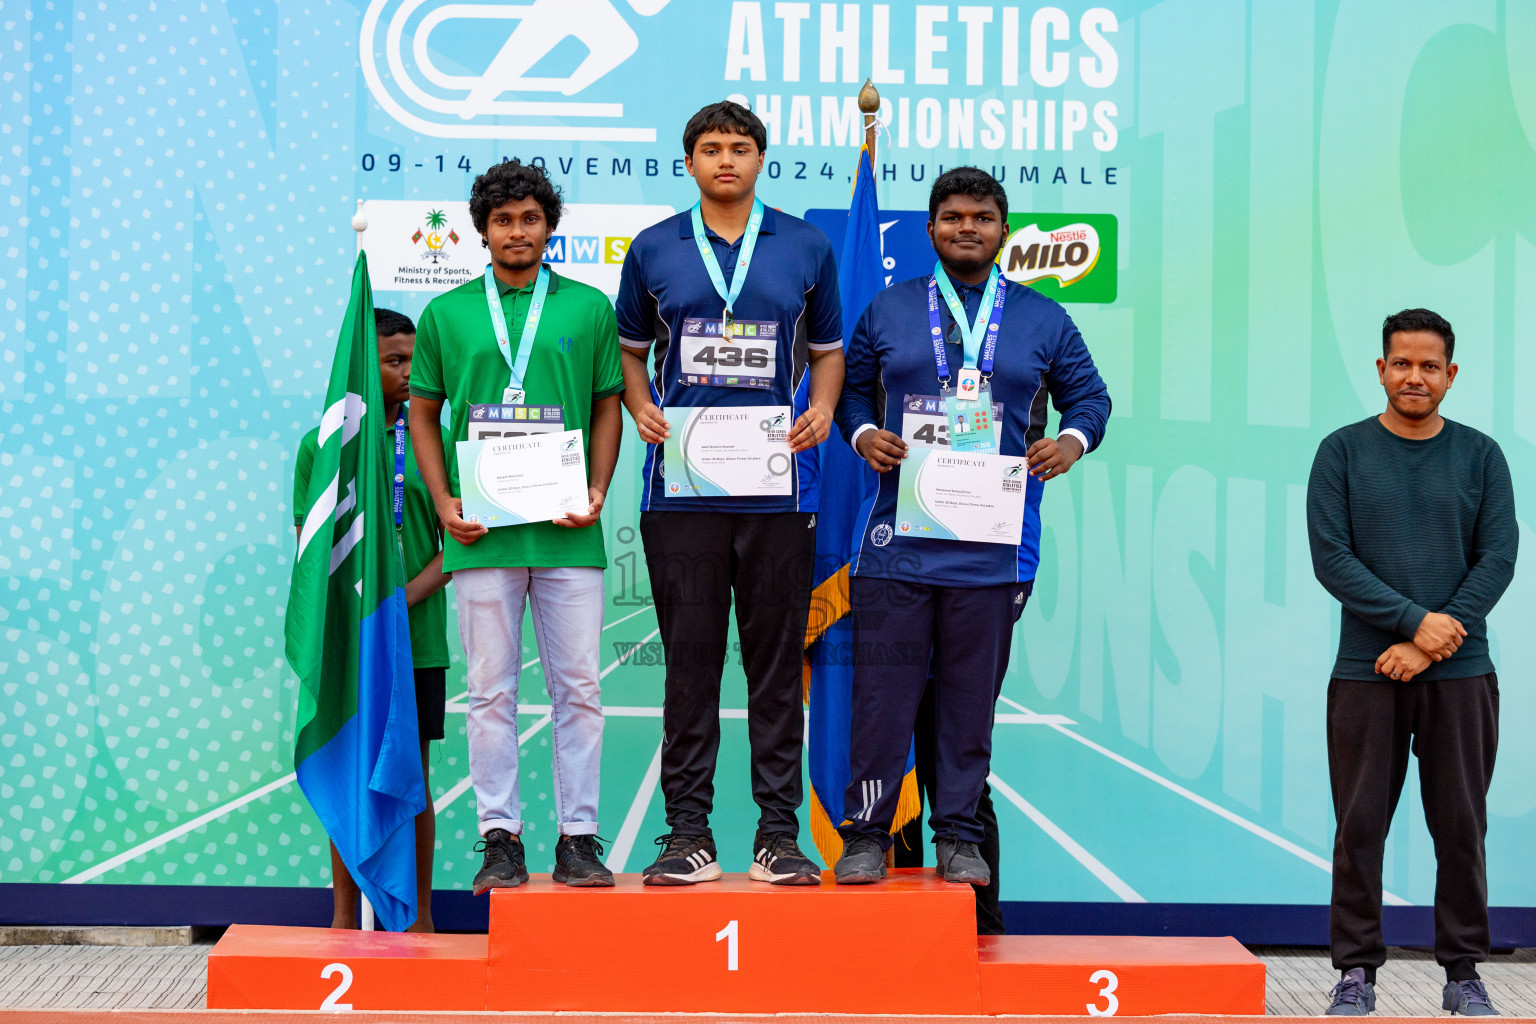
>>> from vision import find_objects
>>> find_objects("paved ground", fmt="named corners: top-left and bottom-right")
top-left (1, 942), bottom-right (1534, 1015)
top-left (1257, 947), bottom-right (1536, 1016)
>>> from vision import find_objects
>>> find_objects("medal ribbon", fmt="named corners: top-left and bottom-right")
top-left (392, 413), bottom-right (406, 530)
top-left (691, 198), bottom-right (764, 324)
top-left (928, 263), bottom-right (1006, 386)
top-left (483, 263), bottom-right (549, 394)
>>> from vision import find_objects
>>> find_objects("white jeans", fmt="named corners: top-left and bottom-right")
top-left (454, 566), bottom-right (605, 837)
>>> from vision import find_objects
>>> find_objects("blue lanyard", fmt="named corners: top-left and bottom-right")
top-left (483, 263), bottom-right (549, 392)
top-left (392, 414), bottom-right (406, 530)
top-left (927, 266), bottom-right (1006, 387)
top-left (690, 199), bottom-right (764, 316)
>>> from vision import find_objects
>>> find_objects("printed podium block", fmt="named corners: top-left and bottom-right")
top-left (977, 934), bottom-right (1266, 1015)
top-left (486, 871), bottom-right (981, 1013)
top-left (206, 924), bottom-right (488, 1011)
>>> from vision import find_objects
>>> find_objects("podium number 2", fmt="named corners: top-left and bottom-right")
top-left (715, 919), bottom-right (739, 971)
top-left (320, 962), bottom-right (354, 1010)
top-left (1087, 969), bottom-right (1119, 1016)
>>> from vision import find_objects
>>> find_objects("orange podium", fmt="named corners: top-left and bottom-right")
top-left (487, 871), bottom-right (977, 1013)
top-left (979, 934), bottom-right (1266, 1015)
top-left (206, 924), bottom-right (488, 1010)
top-left (207, 871), bottom-right (1266, 1016)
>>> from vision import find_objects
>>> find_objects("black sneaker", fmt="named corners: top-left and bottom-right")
top-left (552, 834), bottom-right (615, 887)
top-left (471, 828), bottom-right (529, 894)
top-left (641, 832), bottom-right (722, 886)
top-left (1443, 979), bottom-right (1499, 1016)
top-left (833, 833), bottom-right (886, 884)
top-left (935, 834), bottom-right (990, 885)
top-left (1325, 968), bottom-right (1376, 1016)
top-left (748, 831), bottom-right (821, 885)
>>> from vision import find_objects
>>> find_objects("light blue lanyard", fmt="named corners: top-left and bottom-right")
top-left (483, 263), bottom-right (549, 392)
top-left (933, 262), bottom-right (1001, 368)
top-left (690, 199), bottom-right (764, 316)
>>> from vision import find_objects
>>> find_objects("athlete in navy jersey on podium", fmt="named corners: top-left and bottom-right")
top-left (615, 101), bottom-right (844, 886)
top-left (832, 167), bottom-right (1111, 886)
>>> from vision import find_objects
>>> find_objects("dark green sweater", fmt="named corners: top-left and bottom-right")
top-left (1306, 416), bottom-right (1517, 681)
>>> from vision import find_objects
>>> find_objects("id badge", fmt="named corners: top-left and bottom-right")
top-left (944, 383), bottom-right (997, 453)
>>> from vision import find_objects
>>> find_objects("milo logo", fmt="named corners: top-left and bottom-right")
top-left (1000, 214), bottom-right (1117, 304)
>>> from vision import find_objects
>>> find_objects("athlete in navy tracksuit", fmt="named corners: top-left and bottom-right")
top-left (833, 167), bottom-right (1111, 886)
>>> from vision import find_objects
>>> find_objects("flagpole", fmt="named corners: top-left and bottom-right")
top-left (860, 78), bottom-right (879, 160)
top-left (353, 196), bottom-right (379, 934)
top-left (854, 78), bottom-right (902, 873)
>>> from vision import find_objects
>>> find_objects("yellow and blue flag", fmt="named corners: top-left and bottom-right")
top-left (804, 146), bottom-right (919, 864)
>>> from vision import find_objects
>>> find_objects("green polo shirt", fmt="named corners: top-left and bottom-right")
top-left (293, 407), bottom-right (451, 668)
top-left (410, 266), bottom-right (624, 572)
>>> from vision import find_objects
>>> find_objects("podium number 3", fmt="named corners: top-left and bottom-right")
top-left (320, 962), bottom-right (354, 1010)
top-left (1088, 969), bottom-right (1119, 1016)
top-left (715, 919), bottom-right (739, 971)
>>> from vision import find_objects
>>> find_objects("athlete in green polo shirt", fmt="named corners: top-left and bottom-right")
top-left (293, 307), bottom-right (452, 931)
top-left (410, 159), bottom-right (624, 891)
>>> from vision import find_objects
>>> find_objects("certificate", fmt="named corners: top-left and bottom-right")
top-left (893, 446), bottom-right (1028, 545)
top-left (662, 405), bottom-right (794, 498)
top-left (456, 430), bottom-right (588, 527)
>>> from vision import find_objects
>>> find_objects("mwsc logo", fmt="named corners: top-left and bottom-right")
top-left (360, 0), bottom-right (671, 142)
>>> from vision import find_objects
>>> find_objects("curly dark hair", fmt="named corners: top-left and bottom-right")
top-left (928, 166), bottom-right (1009, 223)
top-left (469, 159), bottom-right (563, 238)
top-left (683, 100), bottom-right (767, 156)
top-left (1382, 308), bottom-right (1455, 362)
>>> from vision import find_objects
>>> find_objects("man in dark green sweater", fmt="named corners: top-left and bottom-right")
top-left (1307, 308), bottom-right (1516, 1017)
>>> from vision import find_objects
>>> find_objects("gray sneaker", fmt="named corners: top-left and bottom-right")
top-left (1325, 968), bottom-right (1376, 1016)
top-left (1443, 980), bottom-right (1499, 1016)
top-left (935, 835), bottom-right (990, 885)
top-left (833, 833), bottom-right (886, 884)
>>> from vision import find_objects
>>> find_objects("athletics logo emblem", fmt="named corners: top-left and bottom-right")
top-left (360, 0), bottom-right (671, 142)
top-left (871, 523), bottom-right (893, 547)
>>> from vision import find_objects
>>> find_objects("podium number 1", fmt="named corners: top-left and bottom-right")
top-left (715, 919), bottom-right (739, 971)
top-left (1087, 969), bottom-right (1119, 1016)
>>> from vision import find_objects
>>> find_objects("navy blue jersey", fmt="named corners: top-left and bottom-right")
top-left (836, 272), bottom-right (1111, 587)
top-left (616, 205), bottom-right (842, 513)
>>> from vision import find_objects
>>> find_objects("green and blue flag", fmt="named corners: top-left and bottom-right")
top-left (285, 252), bottom-right (424, 932)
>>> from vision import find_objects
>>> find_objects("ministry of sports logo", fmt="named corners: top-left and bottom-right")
top-left (360, 0), bottom-right (670, 142)
top-left (412, 209), bottom-right (460, 264)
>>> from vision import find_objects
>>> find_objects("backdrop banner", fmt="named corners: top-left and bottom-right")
top-left (3, 1), bottom-right (1535, 935)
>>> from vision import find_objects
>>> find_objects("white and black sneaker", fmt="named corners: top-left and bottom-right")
top-left (748, 830), bottom-right (821, 885)
top-left (641, 832), bottom-right (723, 886)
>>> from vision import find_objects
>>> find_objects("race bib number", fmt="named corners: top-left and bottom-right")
top-left (900, 394), bottom-right (1005, 449)
top-left (678, 317), bottom-right (777, 389)
top-left (467, 404), bottom-right (565, 442)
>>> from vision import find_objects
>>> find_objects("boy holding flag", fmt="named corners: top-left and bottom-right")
top-left (293, 307), bottom-right (451, 931)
